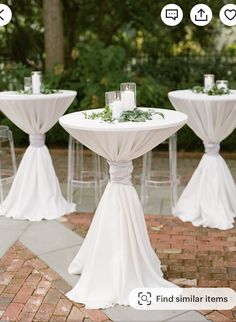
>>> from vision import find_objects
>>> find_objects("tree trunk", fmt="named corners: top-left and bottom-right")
top-left (43, 0), bottom-right (64, 71)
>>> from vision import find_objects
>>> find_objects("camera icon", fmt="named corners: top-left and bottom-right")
top-left (137, 291), bottom-right (152, 306)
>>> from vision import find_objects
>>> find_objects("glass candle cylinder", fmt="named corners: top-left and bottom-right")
top-left (120, 82), bottom-right (136, 111)
top-left (216, 80), bottom-right (228, 90)
top-left (24, 77), bottom-right (32, 93)
top-left (105, 91), bottom-right (123, 119)
top-left (204, 74), bottom-right (215, 91)
top-left (31, 71), bottom-right (42, 94)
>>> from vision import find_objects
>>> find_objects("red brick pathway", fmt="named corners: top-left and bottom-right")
top-left (0, 241), bottom-right (110, 322)
top-left (64, 212), bottom-right (236, 322)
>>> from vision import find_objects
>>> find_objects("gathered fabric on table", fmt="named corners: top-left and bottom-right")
top-left (60, 108), bottom-right (187, 308)
top-left (204, 142), bottom-right (220, 156)
top-left (29, 133), bottom-right (45, 147)
top-left (169, 90), bottom-right (236, 230)
top-left (107, 160), bottom-right (133, 185)
top-left (0, 91), bottom-right (76, 220)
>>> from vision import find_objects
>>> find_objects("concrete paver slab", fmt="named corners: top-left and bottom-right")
top-left (0, 217), bottom-right (30, 256)
top-left (166, 310), bottom-right (208, 321)
top-left (19, 220), bottom-right (83, 255)
top-left (104, 305), bottom-right (188, 322)
top-left (39, 245), bottom-right (80, 286)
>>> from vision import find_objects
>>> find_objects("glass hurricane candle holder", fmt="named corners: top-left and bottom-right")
top-left (216, 80), bottom-right (228, 90)
top-left (204, 74), bottom-right (215, 91)
top-left (120, 82), bottom-right (136, 111)
top-left (31, 71), bottom-right (42, 94)
top-left (24, 77), bottom-right (32, 93)
top-left (8, 79), bottom-right (19, 91)
top-left (105, 91), bottom-right (123, 119)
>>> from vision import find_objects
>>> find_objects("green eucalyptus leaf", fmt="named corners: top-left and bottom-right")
top-left (192, 85), bottom-right (230, 96)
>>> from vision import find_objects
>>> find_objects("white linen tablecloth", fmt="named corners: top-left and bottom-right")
top-left (59, 108), bottom-right (187, 308)
top-left (0, 90), bottom-right (76, 220)
top-left (169, 90), bottom-right (236, 230)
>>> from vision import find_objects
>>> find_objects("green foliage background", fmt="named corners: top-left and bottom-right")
top-left (0, 0), bottom-right (236, 151)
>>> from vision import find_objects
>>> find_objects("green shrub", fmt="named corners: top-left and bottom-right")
top-left (0, 47), bottom-right (235, 151)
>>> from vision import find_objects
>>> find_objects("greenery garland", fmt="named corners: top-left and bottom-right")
top-left (83, 105), bottom-right (113, 122)
top-left (83, 106), bottom-right (164, 123)
top-left (192, 85), bottom-right (230, 96)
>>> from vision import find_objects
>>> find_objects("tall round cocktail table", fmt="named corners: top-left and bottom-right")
top-left (59, 107), bottom-right (187, 308)
top-left (169, 90), bottom-right (236, 230)
top-left (0, 90), bottom-right (77, 221)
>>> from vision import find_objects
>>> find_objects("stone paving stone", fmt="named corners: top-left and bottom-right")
top-left (67, 306), bottom-right (85, 322)
top-left (6, 258), bottom-right (24, 271)
top-left (19, 220), bottom-right (82, 255)
top-left (52, 278), bottom-right (72, 293)
top-left (24, 257), bottom-right (48, 270)
top-left (23, 295), bottom-right (44, 313)
top-left (167, 311), bottom-right (210, 321)
top-left (1, 302), bottom-right (24, 321)
top-left (34, 302), bottom-right (55, 321)
top-left (104, 306), bottom-right (189, 322)
top-left (0, 285), bottom-right (5, 295)
top-left (43, 288), bottom-right (62, 305)
top-left (24, 270), bottom-right (42, 288)
top-left (62, 221), bottom-right (76, 231)
top-left (54, 298), bottom-right (72, 316)
top-left (50, 315), bottom-right (67, 321)
top-left (81, 307), bottom-right (113, 322)
top-left (16, 264), bottom-right (33, 279)
top-left (17, 310), bottom-right (35, 322)
top-left (4, 277), bottom-right (25, 294)
top-left (0, 272), bottom-right (14, 285)
top-left (39, 245), bottom-right (79, 286)
top-left (34, 279), bottom-right (51, 296)
top-left (218, 310), bottom-right (234, 320)
top-left (40, 267), bottom-right (61, 281)
top-left (0, 219), bottom-right (30, 258)
top-left (0, 293), bottom-right (14, 310)
top-left (205, 311), bottom-right (233, 322)
top-left (12, 286), bottom-right (34, 304)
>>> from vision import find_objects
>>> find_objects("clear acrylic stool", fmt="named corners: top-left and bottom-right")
top-left (140, 134), bottom-right (180, 211)
top-left (0, 125), bottom-right (17, 204)
top-left (67, 135), bottom-right (109, 208)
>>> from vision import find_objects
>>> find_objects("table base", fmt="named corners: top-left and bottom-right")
top-left (66, 182), bottom-right (176, 309)
top-left (0, 144), bottom-right (75, 221)
top-left (174, 153), bottom-right (236, 230)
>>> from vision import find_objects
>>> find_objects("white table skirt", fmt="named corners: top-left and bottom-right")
top-left (59, 108), bottom-right (187, 308)
top-left (0, 90), bottom-right (77, 221)
top-left (169, 90), bottom-right (236, 230)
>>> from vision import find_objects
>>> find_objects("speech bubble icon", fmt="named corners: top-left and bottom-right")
top-left (161, 4), bottom-right (183, 26)
top-left (166, 9), bottom-right (178, 20)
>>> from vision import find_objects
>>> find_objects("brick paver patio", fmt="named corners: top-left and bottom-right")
top-left (0, 241), bottom-right (110, 322)
top-left (63, 212), bottom-right (236, 322)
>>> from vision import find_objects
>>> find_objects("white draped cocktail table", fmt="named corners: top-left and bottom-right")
top-left (0, 90), bottom-right (77, 221)
top-left (59, 107), bottom-right (187, 308)
top-left (169, 90), bottom-right (236, 230)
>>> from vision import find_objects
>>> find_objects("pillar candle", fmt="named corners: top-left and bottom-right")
top-left (204, 74), bottom-right (214, 91)
top-left (111, 100), bottom-right (123, 119)
top-left (121, 90), bottom-right (135, 111)
top-left (31, 72), bottom-right (41, 94)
